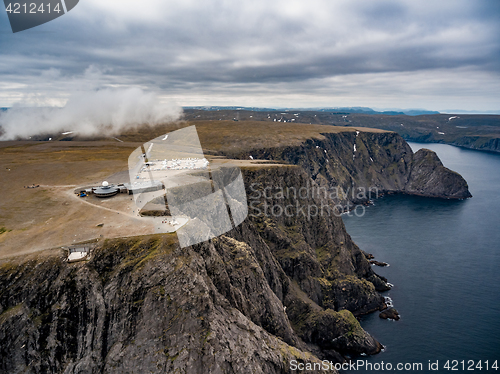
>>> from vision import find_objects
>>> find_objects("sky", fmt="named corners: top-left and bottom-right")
top-left (0, 0), bottom-right (499, 112)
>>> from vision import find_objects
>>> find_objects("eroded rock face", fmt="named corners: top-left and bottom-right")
top-left (0, 236), bottom-right (334, 374)
top-left (404, 148), bottom-right (472, 199)
top-left (451, 135), bottom-right (500, 153)
top-left (231, 131), bottom-right (471, 202)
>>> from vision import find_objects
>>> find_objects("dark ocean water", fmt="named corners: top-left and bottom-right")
top-left (342, 142), bottom-right (500, 373)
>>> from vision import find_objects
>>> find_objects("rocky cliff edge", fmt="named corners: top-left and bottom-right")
top-left (0, 129), bottom-right (471, 373)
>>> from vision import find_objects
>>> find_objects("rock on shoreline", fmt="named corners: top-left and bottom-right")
top-left (379, 308), bottom-right (400, 321)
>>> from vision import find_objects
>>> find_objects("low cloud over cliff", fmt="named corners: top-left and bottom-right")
top-left (0, 88), bottom-right (182, 140)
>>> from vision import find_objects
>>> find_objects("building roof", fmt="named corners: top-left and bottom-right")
top-left (94, 185), bottom-right (119, 197)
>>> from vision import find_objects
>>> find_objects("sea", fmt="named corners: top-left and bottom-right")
top-left (342, 142), bottom-right (500, 373)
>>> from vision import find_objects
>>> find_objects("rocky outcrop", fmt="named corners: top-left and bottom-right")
top-left (379, 308), bottom-right (400, 321)
top-left (404, 149), bottom-right (472, 199)
top-left (229, 130), bottom-right (471, 202)
top-left (370, 260), bottom-right (389, 267)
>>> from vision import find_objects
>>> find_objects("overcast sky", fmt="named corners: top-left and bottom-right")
top-left (1, 0), bottom-right (499, 111)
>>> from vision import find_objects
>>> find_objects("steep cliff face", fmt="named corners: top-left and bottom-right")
top-left (404, 149), bottom-right (472, 198)
top-left (229, 131), bottom-right (471, 200)
top-left (0, 239), bottom-right (318, 373)
top-left (0, 129), bottom-right (471, 373)
top-left (450, 135), bottom-right (500, 153)
top-left (242, 167), bottom-right (390, 313)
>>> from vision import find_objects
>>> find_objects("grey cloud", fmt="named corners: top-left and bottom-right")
top-left (0, 88), bottom-right (182, 140)
top-left (0, 0), bottom-right (499, 110)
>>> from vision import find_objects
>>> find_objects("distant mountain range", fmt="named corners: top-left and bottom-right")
top-left (441, 109), bottom-right (500, 115)
top-left (183, 106), bottom-right (440, 116)
top-left (4, 106), bottom-right (499, 115)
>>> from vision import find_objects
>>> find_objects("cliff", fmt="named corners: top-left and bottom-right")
top-left (1, 165), bottom-right (385, 373)
top-left (449, 135), bottom-right (500, 153)
top-left (183, 110), bottom-right (500, 154)
top-left (0, 127), bottom-right (471, 373)
top-left (0, 235), bottom-right (329, 374)
top-left (404, 148), bottom-right (472, 198)
top-left (226, 130), bottom-right (471, 200)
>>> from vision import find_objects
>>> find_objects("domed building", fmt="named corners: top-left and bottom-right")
top-left (94, 181), bottom-right (119, 198)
